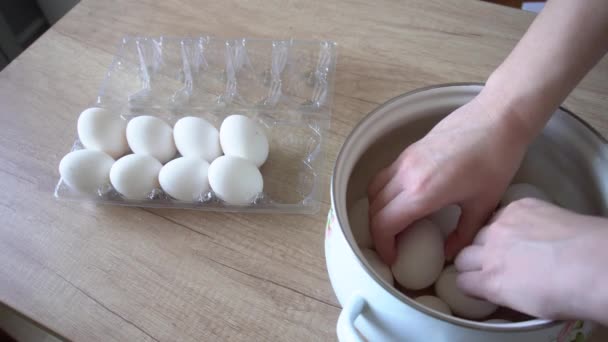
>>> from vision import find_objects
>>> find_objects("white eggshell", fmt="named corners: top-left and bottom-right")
top-left (159, 157), bottom-right (210, 202)
top-left (361, 249), bottom-right (393, 285)
top-left (435, 265), bottom-right (498, 319)
top-left (110, 154), bottom-right (162, 200)
top-left (77, 107), bottom-right (129, 158)
top-left (429, 205), bottom-right (461, 238)
top-left (173, 116), bottom-right (222, 162)
top-left (126, 116), bottom-right (176, 164)
top-left (348, 198), bottom-right (373, 248)
top-left (208, 156), bottom-right (263, 205)
top-left (414, 295), bottom-right (452, 315)
top-left (59, 150), bottom-right (115, 195)
top-left (485, 319), bottom-right (511, 324)
top-left (500, 183), bottom-right (551, 207)
top-left (391, 219), bottom-right (444, 290)
top-left (219, 115), bottom-right (269, 167)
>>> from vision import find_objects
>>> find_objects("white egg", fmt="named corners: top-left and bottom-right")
top-left (485, 319), bottom-right (511, 324)
top-left (159, 157), bottom-right (210, 202)
top-left (173, 116), bottom-right (222, 162)
top-left (77, 107), bottom-right (129, 158)
top-left (219, 115), bottom-right (269, 167)
top-left (348, 198), bottom-right (373, 248)
top-left (429, 205), bottom-right (461, 238)
top-left (435, 265), bottom-right (498, 319)
top-left (414, 295), bottom-right (452, 315)
top-left (500, 183), bottom-right (551, 207)
top-left (126, 116), bottom-right (176, 164)
top-left (391, 219), bottom-right (444, 290)
top-left (208, 156), bottom-right (263, 205)
top-left (59, 149), bottom-right (115, 195)
top-left (110, 154), bottom-right (162, 200)
top-left (361, 249), bottom-right (393, 285)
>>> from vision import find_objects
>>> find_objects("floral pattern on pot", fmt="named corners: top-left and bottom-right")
top-left (553, 320), bottom-right (586, 342)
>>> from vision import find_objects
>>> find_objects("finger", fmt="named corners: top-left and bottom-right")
top-left (444, 203), bottom-right (491, 260)
top-left (371, 191), bottom-right (431, 264)
top-left (367, 164), bottom-right (396, 199)
top-left (369, 177), bottom-right (402, 216)
top-left (454, 245), bottom-right (483, 272)
top-left (473, 226), bottom-right (490, 245)
top-left (488, 206), bottom-right (507, 225)
top-left (456, 271), bottom-right (488, 300)
top-left (473, 206), bottom-right (508, 245)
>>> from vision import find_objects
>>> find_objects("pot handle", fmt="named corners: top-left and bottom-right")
top-left (337, 294), bottom-right (366, 342)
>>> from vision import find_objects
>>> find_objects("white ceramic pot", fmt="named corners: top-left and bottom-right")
top-left (325, 84), bottom-right (607, 342)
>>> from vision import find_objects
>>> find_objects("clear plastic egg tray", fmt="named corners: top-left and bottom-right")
top-left (54, 36), bottom-right (337, 214)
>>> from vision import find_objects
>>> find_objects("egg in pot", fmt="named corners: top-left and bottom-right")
top-left (361, 248), bottom-right (393, 285)
top-left (391, 219), bottom-right (445, 290)
top-left (414, 295), bottom-right (451, 315)
top-left (435, 265), bottom-right (498, 320)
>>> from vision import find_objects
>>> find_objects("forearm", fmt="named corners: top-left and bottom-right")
top-left (483, 0), bottom-right (608, 143)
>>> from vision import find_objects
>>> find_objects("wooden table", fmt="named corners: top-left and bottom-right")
top-left (0, 0), bottom-right (606, 341)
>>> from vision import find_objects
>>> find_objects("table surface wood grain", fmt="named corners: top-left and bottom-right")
top-left (0, 0), bottom-right (606, 341)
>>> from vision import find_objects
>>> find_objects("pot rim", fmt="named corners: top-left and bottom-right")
top-left (330, 82), bottom-right (605, 332)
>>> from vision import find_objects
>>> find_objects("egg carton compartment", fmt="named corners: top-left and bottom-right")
top-left (55, 36), bottom-right (337, 214)
top-left (97, 36), bottom-right (336, 113)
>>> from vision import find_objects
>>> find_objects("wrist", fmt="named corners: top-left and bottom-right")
top-left (474, 82), bottom-right (537, 149)
top-left (482, 68), bottom-right (554, 144)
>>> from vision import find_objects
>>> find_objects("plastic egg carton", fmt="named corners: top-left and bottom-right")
top-left (54, 36), bottom-right (337, 214)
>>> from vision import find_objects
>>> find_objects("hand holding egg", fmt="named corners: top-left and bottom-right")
top-left (359, 158), bottom-right (564, 323)
top-left (453, 199), bottom-right (608, 322)
top-left (366, 99), bottom-right (529, 263)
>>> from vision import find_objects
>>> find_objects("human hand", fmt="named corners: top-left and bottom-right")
top-left (455, 199), bottom-right (608, 324)
top-left (368, 91), bottom-right (529, 264)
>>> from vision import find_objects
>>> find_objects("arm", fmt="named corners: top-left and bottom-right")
top-left (484, 0), bottom-right (608, 144)
top-left (454, 1), bottom-right (608, 323)
top-left (368, 0), bottom-right (608, 264)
